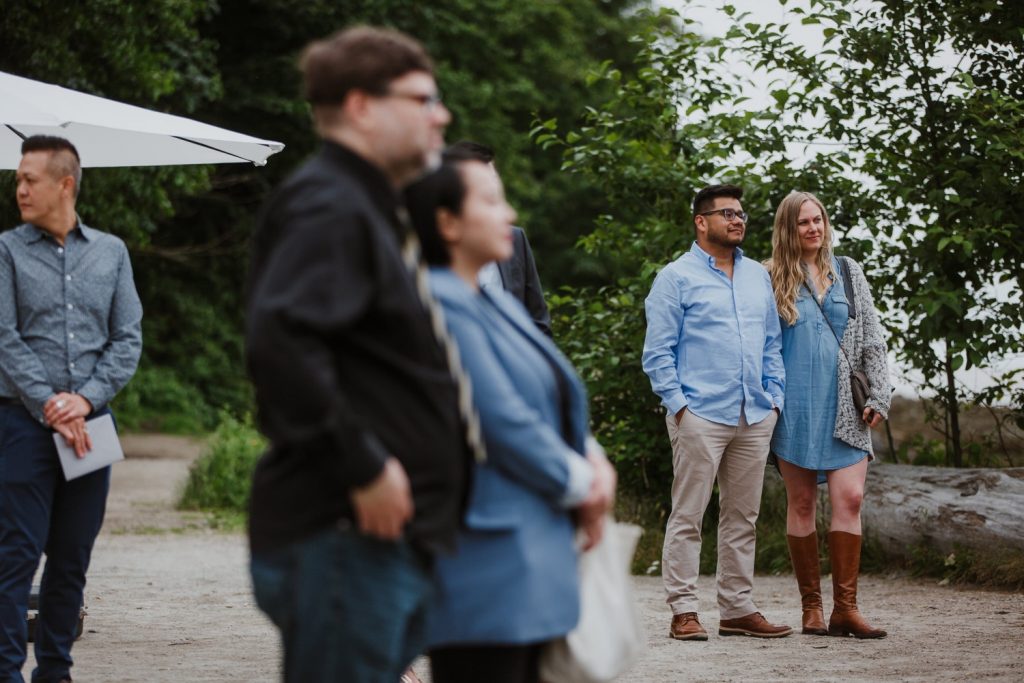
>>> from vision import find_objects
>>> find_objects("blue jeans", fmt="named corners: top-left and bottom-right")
top-left (0, 405), bottom-right (112, 683)
top-left (251, 525), bottom-right (434, 683)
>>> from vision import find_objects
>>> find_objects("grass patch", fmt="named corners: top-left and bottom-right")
top-left (903, 543), bottom-right (1024, 591)
top-left (201, 509), bottom-right (248, 532)
top-left (615, 492), bottom-right (667, 576)
top-left (178, 413), bottom-right (265, 515)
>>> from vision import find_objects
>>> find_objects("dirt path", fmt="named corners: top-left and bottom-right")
top-left (23, 435), bottom-right (1024, 682)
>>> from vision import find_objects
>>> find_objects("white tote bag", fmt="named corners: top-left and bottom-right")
top-left (540, 520), bottom-right (645, 683)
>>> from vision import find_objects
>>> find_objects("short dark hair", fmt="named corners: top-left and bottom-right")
top-left (300, 26), bottom-right (433, 106)
top-left (693, 184), bottom-right (743, 218)
top-left (444, 140), bottom-right (495, 164)
top-left (21, 135), bottom-right (82, 197)
top-left (404, 162), bottom-right (470, 266)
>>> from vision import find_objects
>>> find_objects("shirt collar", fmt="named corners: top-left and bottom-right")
top-left (21, 217), bottom-right (96, 244)
top-left (321, 140), bottom-right (401, 218)
top-left (689, 241), bottom-right (744, 266)
top-left (76, 222), bottom-right (99, 241)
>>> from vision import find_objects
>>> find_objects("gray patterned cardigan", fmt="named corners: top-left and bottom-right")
top-left (835, 257), bottom-right (891, 455)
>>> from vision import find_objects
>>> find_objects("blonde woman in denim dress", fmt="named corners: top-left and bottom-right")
top-left (767, 192), bottom-right (891, 639)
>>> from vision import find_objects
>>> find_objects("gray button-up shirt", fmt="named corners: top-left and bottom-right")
top-left (0, 222), bottom-right (143, 422)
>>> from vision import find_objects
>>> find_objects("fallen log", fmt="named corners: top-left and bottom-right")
top-left (862, 463), bottom-right (1024, 556)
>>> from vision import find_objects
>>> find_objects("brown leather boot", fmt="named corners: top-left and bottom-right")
top-left (827, 531), bottom-right (887, 638)
top-left (787, 532), bottom-right (828, 635)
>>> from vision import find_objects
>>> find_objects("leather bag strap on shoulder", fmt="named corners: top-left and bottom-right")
top-left (803, 279), bottom-right (855, 372)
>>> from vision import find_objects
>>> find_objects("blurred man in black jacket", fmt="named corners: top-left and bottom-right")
top-left (245, 26), bottom-right (467, 682)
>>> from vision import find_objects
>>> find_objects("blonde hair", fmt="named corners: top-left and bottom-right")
top-left (768, 192), bottom-right (835, 326)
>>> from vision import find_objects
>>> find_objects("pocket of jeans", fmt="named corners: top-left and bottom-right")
top-left (250, 554), bottom-right (292, 630)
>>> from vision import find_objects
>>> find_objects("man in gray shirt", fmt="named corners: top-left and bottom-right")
top-left (0, 135), bottom-right (142, 683)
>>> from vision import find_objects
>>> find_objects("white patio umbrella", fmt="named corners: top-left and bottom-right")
top-left (0, 70), bottom-right (284, 169)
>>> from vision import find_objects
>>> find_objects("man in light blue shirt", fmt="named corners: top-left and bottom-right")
top-left (643, 184), bottom-right (790, 641)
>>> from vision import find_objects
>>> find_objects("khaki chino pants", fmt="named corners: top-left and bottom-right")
top-left (662, 408), bottom-right (776, 619)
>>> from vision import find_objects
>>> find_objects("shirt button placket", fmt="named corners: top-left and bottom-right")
top-left (732, 275), bottom-right (748, 416)
top-left (61, 244), bottom-right (72, 385)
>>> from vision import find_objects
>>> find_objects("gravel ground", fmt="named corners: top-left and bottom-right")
top-left (19, 435), bottom-right (1024, 682)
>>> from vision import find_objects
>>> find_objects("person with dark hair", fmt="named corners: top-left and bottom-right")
top-left (404, 157), bottom-right (615, 683)
top-left (642, 184), bottom-right (790, 641)
top-left (444, 140), bottom-right (495, 164)
top-left (0, 135), bottom-right (142, 683)
top-left (767, 192), bottom-right (890, 639)
top-left (245, 26), bottom-right (469, 681)
top-left (443, 141), bottom-right (552, 337)
top-left (18, 136), bottom-right (82, 196)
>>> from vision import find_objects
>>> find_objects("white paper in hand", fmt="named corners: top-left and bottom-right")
top-left (52, 413), bottom-right (124, 481)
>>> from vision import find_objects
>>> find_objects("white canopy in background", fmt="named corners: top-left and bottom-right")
top-left (0, 70), bottom-right (284, 169)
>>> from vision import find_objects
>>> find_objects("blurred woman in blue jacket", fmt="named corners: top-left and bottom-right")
top-left (404, 149), bottom-right (616, 683)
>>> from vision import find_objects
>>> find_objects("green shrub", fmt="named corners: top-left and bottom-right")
top-left (906, 543), bottom-right (1024, 591)
top-left (620, 465), bottom-right (891, 577)
top-left (112, 363), bottom-right (217, 434)
top-left (754, 471), bottom-right (795, 575)
top-left (619, 466), bottom-right (804, 576)
top-left (179, 413), bottom-right (265, 513)
top-left (616, 492), bottom-right (667, 575)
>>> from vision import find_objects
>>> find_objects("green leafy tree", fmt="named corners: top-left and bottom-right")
top-left (734, 0), bottom-right (1024, 465)
top-left (1, 0), bottom-right (655, 429)
top-left (180, 0), bottom-right (657, 419)
top-left (0, 0), bottom-right (231, 428)
top-left (197, 0), bottom-right (653, 282)
top-left (0, 0), bottom-right (222, 247)
top-left (535, 8), bottom-right (827, 497)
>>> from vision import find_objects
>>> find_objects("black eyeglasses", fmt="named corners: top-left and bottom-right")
top-left (698, 208), bottom-right (748, 223)
top-left (381, 91), bottom-right (444, 111)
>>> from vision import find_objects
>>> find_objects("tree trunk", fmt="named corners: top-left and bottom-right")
top-left (944, 347), bottom-right (963, 467)
top-left (862, 463), bottom-right (1024, 556)
top-left (883, 419), bottom-right (897, 462)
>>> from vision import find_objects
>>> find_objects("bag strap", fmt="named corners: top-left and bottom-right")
top-left (803, 279), bottom-right (855, 372)
top-left (838, 256), bottom-right (857, 319)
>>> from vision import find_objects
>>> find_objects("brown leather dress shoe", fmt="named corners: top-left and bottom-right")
top-left (719, 612), bottom-right (793, 638)
top-left (669, 612), bottom-right (708, 641)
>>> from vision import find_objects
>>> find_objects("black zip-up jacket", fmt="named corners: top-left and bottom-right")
top-left (245, 141), bottom-right (468, 555)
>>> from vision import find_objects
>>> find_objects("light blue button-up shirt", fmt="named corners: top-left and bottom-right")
top-left (642, 241), bottom-right (784, 426)
top-left (0, 222), bottom-right (143, 422)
